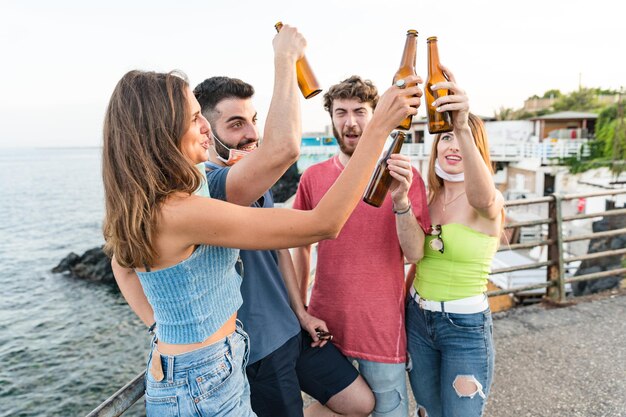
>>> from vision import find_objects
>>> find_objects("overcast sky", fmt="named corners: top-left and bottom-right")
top-left (0, 0), bottom-right (623, 148)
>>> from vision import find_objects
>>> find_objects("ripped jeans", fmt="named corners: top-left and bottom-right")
top-left (405, 297), bottom-right (494, 417)
top-left (347, 357), bottom-right (408, 417)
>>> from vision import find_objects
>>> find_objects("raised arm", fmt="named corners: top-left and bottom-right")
top-left (225, 24), bottom-right (304, 206)
top-left (432, 65), bottom-right (504, 220)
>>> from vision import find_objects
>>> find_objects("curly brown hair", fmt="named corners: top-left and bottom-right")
top-left (323, 75), bottom-right (379, 115)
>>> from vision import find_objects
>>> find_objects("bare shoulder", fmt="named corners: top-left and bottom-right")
top-left (160, 193), bottom-right (218, 228)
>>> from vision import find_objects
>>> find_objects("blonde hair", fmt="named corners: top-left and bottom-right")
top-left (102, 70), bottom-right (203, 268)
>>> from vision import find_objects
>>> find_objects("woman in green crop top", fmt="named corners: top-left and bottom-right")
top-left (394, 65), bottom-right (504, 417)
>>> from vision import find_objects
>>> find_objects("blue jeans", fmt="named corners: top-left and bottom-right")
top-left (405, 297), bottom-right (494, 417)
top-left (348, 357), bottom-right (408, 417)
top-left (145, 325), bottom-right (256, 417)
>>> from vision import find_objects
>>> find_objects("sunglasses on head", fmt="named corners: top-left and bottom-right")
top-left (429, 224), bottom-right (444, 254)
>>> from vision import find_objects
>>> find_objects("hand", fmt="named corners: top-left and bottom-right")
top-left (298, 311), bottom-right (331, 348)
top-left (388, 153), bottom-right (413, 208)
top-left (273, 24), bottom-right (306, 62)
top-left (430, 65), bottom-right (469, 131)
top-left (373, 75), bottom-right (422, 132)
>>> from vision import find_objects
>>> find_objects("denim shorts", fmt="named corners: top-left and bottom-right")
top-left (145, 325), bottom-right (256, 417)
top-left (405, 296), bottom-right (494, 417)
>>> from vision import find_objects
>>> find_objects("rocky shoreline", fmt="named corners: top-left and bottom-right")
top-left (52, 246), bottom-right (114, 285)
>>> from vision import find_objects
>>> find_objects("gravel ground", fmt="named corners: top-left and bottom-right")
top-left (481, 289), bottom-right (626, 417)
top-left (305, 289), bottom-right (626, 417)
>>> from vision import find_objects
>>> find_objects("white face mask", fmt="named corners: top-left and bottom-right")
top-left (212, 132), bottom-right (253, 166)
top-left (435, 159), bottom-right (465, 182)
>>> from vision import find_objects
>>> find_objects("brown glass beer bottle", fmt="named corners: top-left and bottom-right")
top-left (426, 36), bottom-right (453, 133)
top-left (363, 131), bottom-right (407, 207)
top-left (275, 21), bottom-right (322, 99)
top-left (393, 29), bottom-right (418, 130)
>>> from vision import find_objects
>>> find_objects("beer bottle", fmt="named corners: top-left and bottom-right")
top-left (393, 29), bottom-right (418, 131)
top-left (426, 36), bottom-right (453, 133)
top-left (363, 131), bottom-right (407, 207)
top-left (275, 22), bottom-right (322, 99)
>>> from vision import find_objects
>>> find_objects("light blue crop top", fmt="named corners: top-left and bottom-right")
top-left (136, 245), bottom-right (242, 344)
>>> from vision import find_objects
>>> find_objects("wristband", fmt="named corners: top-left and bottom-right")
top-left (393, 203), bottom-right (412, 215)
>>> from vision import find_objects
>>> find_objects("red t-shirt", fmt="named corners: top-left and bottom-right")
top-left (293, 155), bottom-right (430, 363)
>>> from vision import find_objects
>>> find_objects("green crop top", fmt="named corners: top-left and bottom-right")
top-left (414, 223), bottom-right (499, 302)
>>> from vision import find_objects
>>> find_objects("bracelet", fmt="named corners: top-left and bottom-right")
top-left (393, 203), bottom-right (412, 215)
top-left (148, 322), bottom-right (157, 335)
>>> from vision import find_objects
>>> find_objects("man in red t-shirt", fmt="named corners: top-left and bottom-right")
top-left (292, 76), bottom-right (430, 417)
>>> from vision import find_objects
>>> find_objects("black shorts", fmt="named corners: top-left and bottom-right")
top-left (245, 330), bottom-right (359, 417)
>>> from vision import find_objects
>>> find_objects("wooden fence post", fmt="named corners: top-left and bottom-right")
top-left (546, 194), bottom-right (566, 302)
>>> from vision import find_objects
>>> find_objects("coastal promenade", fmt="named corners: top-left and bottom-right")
top-left (406, 289), bottom-right (626, 417)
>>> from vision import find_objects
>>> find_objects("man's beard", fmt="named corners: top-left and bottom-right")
top-left (213, 131), bottom-right (231, 161)
top-left (333, 125), bottom-right (360, 156)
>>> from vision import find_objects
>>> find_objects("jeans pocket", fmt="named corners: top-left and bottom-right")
top-left (444, 312), bottom-right (485, 331)
top-left (194, 352), bottom-right (235, 397)
top-left (145, 394), bottom-right (179, 417)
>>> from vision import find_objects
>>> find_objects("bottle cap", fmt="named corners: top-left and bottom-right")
top-left (427, 36), bottom-right (438, 42)
top-left (407, 29), bottom-right (418, 35)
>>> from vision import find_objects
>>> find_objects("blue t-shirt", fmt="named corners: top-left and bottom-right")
top-left (205, 162), bottom-right (301, 364)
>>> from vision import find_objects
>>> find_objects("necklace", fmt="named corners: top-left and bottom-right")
top-left (442, 191), bottom-right (466, 212)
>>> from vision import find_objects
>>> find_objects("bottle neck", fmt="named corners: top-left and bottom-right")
top-left (400, 34), bottom-right (417, 70)
top-left (385, 131), bottom-right (405, 157)
top-left (428, 40), bottom-right (440, 74)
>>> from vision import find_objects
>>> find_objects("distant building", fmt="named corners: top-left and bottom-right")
top-left (528, 111), bottom-right (597, 140)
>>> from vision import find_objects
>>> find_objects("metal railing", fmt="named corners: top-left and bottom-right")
top-left (85, 374), bottom-right (144, 417)
top-left (86, 189), bottom-right (625, 416)
top-left (488, 189), bottom-right (626, 301)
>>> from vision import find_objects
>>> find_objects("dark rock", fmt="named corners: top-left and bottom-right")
top-left (271, 163), bottom-right (301, 203)
top-left (52, 252), bottom-right (80, 273)
top-left (571, 266), bottom-right (602, 296)
top-left (52, 246), bottom-right (115, 286)
top-left (573, 207), bottom-right (626, 296)
top-left (572, 272), bottom-right (623, 296)
top-left (610, 237), bottom-right (625, 250)
top-left (589, 240), bottom-right (608, 253)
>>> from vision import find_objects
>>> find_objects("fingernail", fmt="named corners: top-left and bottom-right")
top-left (432, 100), bottom-right (438, 107)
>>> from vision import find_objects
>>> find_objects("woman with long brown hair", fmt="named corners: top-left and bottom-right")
top-left (102, 59), bottom-right (420, 415)
top-left (396, 66), bottom-right (504, 417)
